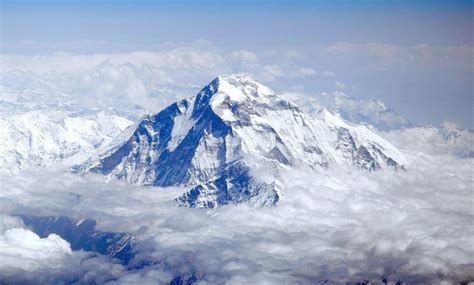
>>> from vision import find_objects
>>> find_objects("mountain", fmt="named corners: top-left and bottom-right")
top-left (280, 91), bottom-right (412, 131)
top-left (77, 74), bottom-right (405, 208)
top-left (381, 122), bottom-right (474, 159)
top-left (0, 109), bottom-right (132, 175)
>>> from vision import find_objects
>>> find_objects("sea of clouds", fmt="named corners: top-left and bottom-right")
top-left (0, 145), bottom-right (472, 284)
top-left (0, 41), bottom-right (329, 119)
top-left (2, 40), bottom-right (471, 123)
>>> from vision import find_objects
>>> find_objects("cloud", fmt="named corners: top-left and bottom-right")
top-left (321, 70), bottom-right (336, 78)
top-left (78, 62), bottom-right (149, 107)
top-left (0, 228), bottom-right (72, 270)
top-left (261, 64), bottom-right (285, 81)
top-left (322, 42), bottom-right (474, 72)
top-left (0, 43), bottom-right (326, 118)
top-left (0, 214), bottom-right (78, 283)
top-left (2, 40), bottom-right (472, 127)
top-left (231, 50), bottom-right (259, 63)
top-left (0, 213), bottom-right (173, 284)
top-left (297, 67), bottom-right (317, 76)
top-left (0, 142), bottom-right (472, 284)
top-left (335, 80), bottom-right (346, 90)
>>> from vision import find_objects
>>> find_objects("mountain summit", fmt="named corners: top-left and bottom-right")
top-left (77, 74), bottom-right (405, 208)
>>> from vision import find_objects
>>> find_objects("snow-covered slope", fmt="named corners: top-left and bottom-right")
top-left (77, 74), bottom-right (405, 208)
top-left (381, 122), bottom-right (474, 159)
top-left (281, 91), bottom-right (412, 131)
top-left (0, 110), bottom-right (132, 175)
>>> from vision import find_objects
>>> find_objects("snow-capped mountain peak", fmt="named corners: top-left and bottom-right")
top-left (195, 74), bottom-right (274, 122)
top-left (77, 75), bottom-right (405, 208)
top-left (212, 74), bottom-right (274, 101)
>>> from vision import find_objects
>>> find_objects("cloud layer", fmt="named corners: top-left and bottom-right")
top-left (0, 142), bottom-right (472, 284)
top-left (2, 41), bottom-right (472, 127)
top-left (0, 42), bottom-right (324, 116)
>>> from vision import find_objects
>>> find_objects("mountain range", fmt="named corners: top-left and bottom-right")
top-left (0, 109), bottom-right (131, 175)
top-left (280, 90), bottom-right (412, 131)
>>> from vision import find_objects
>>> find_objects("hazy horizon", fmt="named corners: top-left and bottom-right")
top-left (1, 0), bottom-right (473, 128)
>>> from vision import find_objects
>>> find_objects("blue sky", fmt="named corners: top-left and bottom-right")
top-left (2, 0), bottom-right (472, 48)
top-left (1, 0), bottom-right (473, 127)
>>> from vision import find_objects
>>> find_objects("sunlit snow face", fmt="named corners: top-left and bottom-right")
top-left (0, 146), bottom-right (472, 284)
